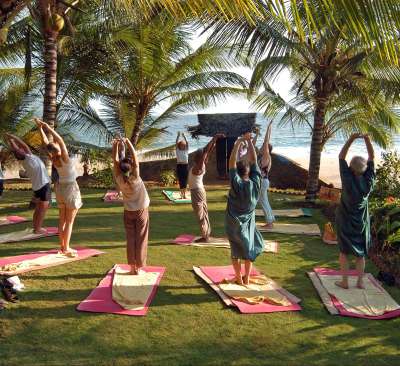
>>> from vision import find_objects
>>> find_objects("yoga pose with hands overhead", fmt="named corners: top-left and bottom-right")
top-left (188, 133), bottom-right (225, 243)
top-left (35, 118), bottom-right (82, 256)
top-left (335, 133), bottom-right (375, 290)
top-left (112, 137), bottom-right (150, 275)
top-left (258, 122), bottom-right (275, 228)
top-left (225, 134), bottom-right (264, 285)
top-left (175, 131), bottom-right (189, 199)
top-left (5, 130), bottom-right (50, 234)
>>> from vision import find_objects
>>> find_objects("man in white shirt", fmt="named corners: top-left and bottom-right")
top-left (6, 133), bottom-right (50, 234)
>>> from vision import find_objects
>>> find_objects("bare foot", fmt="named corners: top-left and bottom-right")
top-left (235, 276), bottom-right (244, 285)
top-left (194, 237), bottom-right (210, 243)
top-left (335, 280), bottom-right (349, 289)
top-left (243, 275), bottom-right (250, 285)
top-left (356, 280), bottom-right (365, 289)
top-left (64, 248), bottom-right (78, 258)
top-left (261, 223), bottom-right (274, 229)
top-left (34, 228), bottom-right (47, 235)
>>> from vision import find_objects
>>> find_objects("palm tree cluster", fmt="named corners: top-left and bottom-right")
top-left (1, 1), bottom-right (400, 198)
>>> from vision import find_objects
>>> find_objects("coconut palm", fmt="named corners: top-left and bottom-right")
top-left (208, 5), bottom-right (400, 199)
top-left (57, 16), bottom-right (249, 147)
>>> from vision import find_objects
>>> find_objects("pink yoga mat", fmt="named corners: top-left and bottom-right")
top-left (314, 267), bottom-right (400, 320)
top-left (172, 234), bottom-right (196, 244)
top-left (0, 216), bottom-right (28, 226)
top-left (103, 190), bottom-right (122, 203)
top-left (200, 265), bottom-right (301, 314)
top-left (77, 265), bottom-right (165, 316)
top-left (0, 247), bottom-right (104, 275)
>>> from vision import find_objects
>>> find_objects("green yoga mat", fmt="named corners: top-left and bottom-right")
top-left (256, 208), bottom-right (313, 218)
top-left (162, 190), bottom-right (192, 204)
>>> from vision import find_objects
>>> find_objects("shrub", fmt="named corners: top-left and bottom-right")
top-left (159, 170), bottom-right (176, 186)
top-left (372, 151), bottom-right (400, 200)
top-left (92, 167), bottom-right (114, 188)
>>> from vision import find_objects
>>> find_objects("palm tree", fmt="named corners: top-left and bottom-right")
top-left (208, 5), bottom-right (400, 199)
top-left (57, 16), bottom-right (248, 147)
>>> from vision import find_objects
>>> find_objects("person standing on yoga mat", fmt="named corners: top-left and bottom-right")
top-left (112, 137), bottom-right (150, 275)
top-left (335, 133), bottom-right (375, 290)
top-left (226, 134), bottom-right (264, 285)
top-left (188, 134), bottom-right (224, 243)
top-left (5, 133), bottom-right (50, 234)
top-left (258, 121), bottom-right (275, 229)
top-left (175, 132), bottom-right (189, 199)
top-left (35, 118), bottom-right (82, 256)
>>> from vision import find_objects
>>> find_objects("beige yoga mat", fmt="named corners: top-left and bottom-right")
top-left (218, 275), bottom-right (292, 306)
top-left (318, 274), bottom-right (400, 316)
top-left (112, 266), bottom-right (160, 311)
top-left (0, 253), bottom-right (74, 273)
top-left (256, 209), bottom-right (303, 218)
top-left (0, 228), bottom-right (58, 244)
top-left (190, 237), bottom-right (278, 253)
top-left (257, 223), bottom-right (321, 236)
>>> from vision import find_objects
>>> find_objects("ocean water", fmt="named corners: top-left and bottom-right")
top-left (150, 114), bottom-right (400, 159)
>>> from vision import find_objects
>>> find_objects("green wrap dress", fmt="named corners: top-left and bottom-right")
top-left (336, 159), bottom-right (375, 257)
top-left (225, 164), bottom-right (264, 261)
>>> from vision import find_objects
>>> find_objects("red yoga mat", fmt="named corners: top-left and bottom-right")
top-left (103, 190), bottom-right (122, 203)
top-left (314, 267), bottom-right (400, 320)
top-left (0, 247), bottom-right (104, 275)
top-left (77, 264), bottom-right (165, 316)
top-left (199, 265), bottom-right (302, 314)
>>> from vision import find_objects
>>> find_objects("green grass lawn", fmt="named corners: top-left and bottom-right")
top-left (0, 187), bottom-right (399, 366)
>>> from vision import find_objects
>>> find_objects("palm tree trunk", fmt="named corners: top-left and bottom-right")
top-left (306, 98), bottom-right (327, 200)
top-left (43, 30), bottom-right (58, 127)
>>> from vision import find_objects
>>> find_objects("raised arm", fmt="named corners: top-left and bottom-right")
top-left (112, 139), bottom-right (121, 177)
top-left (229, 138), bottom-right (245, 170)
top-left (35, 118), bottom-right (50, 145)
top-left (35, 118), bottom-right (69, 162)
top-left (252, 127), bottom-right (260, 147)
top-left (339, 133), bottom-right (361, 160)
top-left (124, 138), bottom-right (139, 179)
top-left (203, 134), bottom-right (224, 165)
top-left (5, 133), bottom-right (31, 154)
top-left (246, 135), bottom-right (257, 164)
top-left (363, 135), bottom-right (374, 161)
top-left (176, 132), bottom-right (180, 146)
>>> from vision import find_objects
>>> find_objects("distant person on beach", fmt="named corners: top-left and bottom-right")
top-left (188, 134), bottom-right (224, 243)
top-left (259, 122), bottom-right (275, 228)
top-left (36, 118), bottom-right (82, 256)
top-left (5, 132), bottom-right (50, 234)
top-left (175, 132), bottom-right (189, 199)
top-left (226, 134), bottom-right (264, 285)
top-left (112, 137), bottom-right (150, 275)
top-left (335, 133), bottom-right (375, 290)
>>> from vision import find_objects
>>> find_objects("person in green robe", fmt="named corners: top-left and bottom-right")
top-left (335, 133), bottom-right (375, 289)
top-left (225, 133), bottom-right (264, 285)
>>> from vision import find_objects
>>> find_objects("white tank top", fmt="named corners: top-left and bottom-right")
top-left (176, 148), bottom-right (188, 164)
top-left (56, 159), bottom-right (77, 184)
top-left (188, 167), bottom-right (205, 190)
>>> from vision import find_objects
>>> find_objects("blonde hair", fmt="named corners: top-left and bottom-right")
top-left (350, 156), bottom-right (367, 175)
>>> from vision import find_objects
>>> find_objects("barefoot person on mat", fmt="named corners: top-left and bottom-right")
top-left (175, 132), bottom-right (189, 199)
top-left (35, 118), bottom-right (82, 256)
top-left (5, 133), bottom-right (50, 234)
top-left (335, 133), bottom-right (375, 289)
top-left (188, 134), bottom-right (224, 243)
top-left (225, 133), bottom-right (264, 285)
top-left (112, 137), bottom-right (150, 275)
top-left (259, 121), bottom-right (275, 229)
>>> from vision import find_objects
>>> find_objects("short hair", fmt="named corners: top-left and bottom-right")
top-left (119, 158), bottom-right (132, 174)
top-left (237, 160), bottom-right (250, 178)
top-left (350, 156), bottom-right (367, 175)
top-left (177, 141), bottom-right (187, 150)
